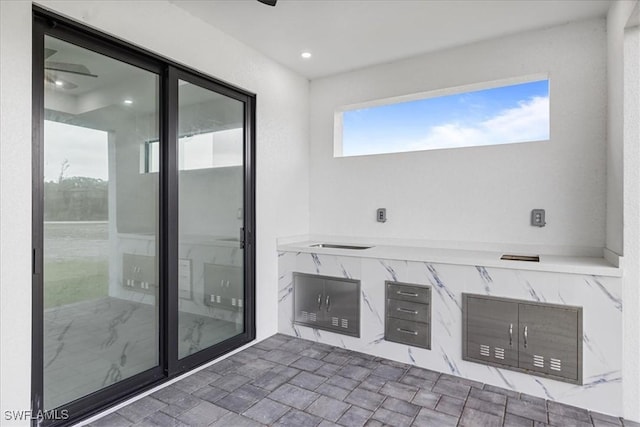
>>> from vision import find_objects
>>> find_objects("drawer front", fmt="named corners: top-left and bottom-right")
top-left (385, 317), bottom-right (430, 349)
top-left (386, 282), bottom-right (430, 304)
top-left (387, 298), bottom-right (429, 323)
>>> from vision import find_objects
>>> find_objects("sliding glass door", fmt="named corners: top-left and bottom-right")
top-left (33, 8), bottom-right (255, 425)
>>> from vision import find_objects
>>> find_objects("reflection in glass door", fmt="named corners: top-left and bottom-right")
top-left (41, 35), bottom-right (159, 410)
top-left (176, 79), bottom-right (246, 359)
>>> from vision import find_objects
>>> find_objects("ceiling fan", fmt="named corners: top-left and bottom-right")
top-left (257, 0), bottom-right (277, 6)
top-left (44, 47), bottom-right (98, 90)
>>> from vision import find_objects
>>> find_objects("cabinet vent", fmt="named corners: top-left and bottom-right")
top-left (494, 347), bottom-right (505, 360)
top-left (533, 355), bottom-right (544, 368)
top-left (341, 319), bottom-right (349, 329)
top-left (331, 317), bottom-right (339, 327)
top-left (480, 345), bottom-right (490, 357)
top-left (550, 358), bottom-right (562, 371)
top-left (302, 311), bottom-right (317, 322)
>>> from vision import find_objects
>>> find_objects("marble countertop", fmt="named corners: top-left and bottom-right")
top-left (277, 236), bottom-right (622, 277)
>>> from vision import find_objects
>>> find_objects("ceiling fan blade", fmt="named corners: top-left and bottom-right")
top-left (45, 61), bottom-right (99, 78)
top-left (45, 74), bottom-right (78, 90)
top-left (45, 48), bottom-right (57, 59)
top-left (257, 0), bottom-right (277, 6)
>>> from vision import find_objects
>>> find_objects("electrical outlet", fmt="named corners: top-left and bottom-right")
top-left (377, 208), bottom-right (387, 223)
top-left (531, 209), bottom-right (546, 227)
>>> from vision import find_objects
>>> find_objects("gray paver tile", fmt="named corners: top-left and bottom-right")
top-left (291, 356), bottom-right (327, 372)
top-left (548, 412), bottom-right (593, 427)
top-left (484, 384), bottom-right (520, 398)
top-left (504, 413), bottom-right (535, 427)
top-left (469, 387), bottom-right (507, 405)
top-left (89, 412), bottom-right (133, 427)
top-left (345, 387), bottom-right (386, 411)
top-left (306, 395), bottom-right (350, 422)
top-left (315, 383), bottom-right (351, 401)
top-left (381, 396), bottom-right (420, 417)
top-left (372, 407), bottom-right (413, 427)
top-left (459, 406), bottom-right (503, 427)
top-left (337, 406), bottom-right (374, 427)
top-left (407, 367), bottom-right (441, 382)
top-left (465, 395), bottom-right (505, 417)
top-left (251, 371), bottom-right (290, 391)
top-left (326, 375), bottom-right (360, 391)
top-left (210, 374), bottom-right (252, 392)
top-left (591, 412), bottom-right (622, 425)
top-left (117, 397), bottom-right (167, 423)
top-left (274, 409), bottom-right (322, 427)
top-left (262, 349), bottom-right (301, 366)
top-left (432, 378), bottom-right (471, 399)
top-left (191, 386), bottom-right (228, 404)
top-left (414, 407), bottom-right (458, 427)
top-left (372, 365), bottom-right (405, 381)
top-left (399, 374), bottom-right (435, 389)
top-left (507, 397), bottom-right (548, 423)
top-left (547, 401), bottom-right (590, 422)
top-left (379, 381), bottom-right (418, 401)
top-left (242, 398), bottom-right (290, 425)
top-left (175, 401), bottom-right (229, 426)
top-left (435, 395), bottom-right (465, 418)
top-left (210, 412), bottom-right (262, 427)
top-left (268, 383), bottom-right (320, 410)
top-left (337, 364), bottom-right (372, 381)
top-left (290, 371), bottom-right (326, 390)
top-left (411, 388), bottom-right (441, 409)
top-left (360, 374), bottom-right (387, 392)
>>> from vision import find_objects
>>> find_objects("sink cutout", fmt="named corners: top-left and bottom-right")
top-left (310, 243), bottom-right (372, 250)
top-left (501, 254), bottom-right (540, 262)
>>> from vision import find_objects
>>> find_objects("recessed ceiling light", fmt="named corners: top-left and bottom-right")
top-left (301, 52), bottom-right (312, 59)
top-left (123, 99), bottom-right (133, 105)
top-left (55, 80), bottom-right (64, 86)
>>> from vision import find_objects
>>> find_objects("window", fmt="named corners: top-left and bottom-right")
top-left (335, 77), bottom-right (549, 157)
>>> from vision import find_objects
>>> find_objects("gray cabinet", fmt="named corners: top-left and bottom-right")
top-left (385, 282), bottom-right (431, 349)
top-left (462, 294), bottom-right (582, 384)
top-left (293, 272), bottom-right (360, 337)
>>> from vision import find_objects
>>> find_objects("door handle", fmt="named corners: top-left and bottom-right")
top-left (240, 227), bottom-right (245, 249)
top-left (326, 295), bottom-right (331, 311)
top-left (397, 328), bottom-right (418, 336)
top-left (523, 325), bottom-right (528, 348)
top-left (396, 307), bottom-right (418, 315)
top-left (317, 293), bottom-right (322, 310)
top-left (396, 291), bottom-right (418, 297)
top-left (509, 323), bottom-right (513, 347)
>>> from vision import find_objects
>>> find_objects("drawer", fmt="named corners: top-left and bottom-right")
top-left (387, 298), bottom-right (430, 323)
top-left (386, 281), bottom-right (430, 304)
top-left (385, 317), bottom-right (430, 349)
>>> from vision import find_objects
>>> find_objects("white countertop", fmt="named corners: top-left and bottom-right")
top-left (277, 236), bottom-right (622, 277)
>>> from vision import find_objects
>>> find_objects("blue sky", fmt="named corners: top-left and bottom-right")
top-left (341, 79), bottom-right (549, 156)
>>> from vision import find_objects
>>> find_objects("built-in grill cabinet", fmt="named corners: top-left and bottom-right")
top-left (462, 294), bottom-right (582, 384)
top-left (293, 272), bottom-right (360, 337)
top-left (122, 254), bottom-right (156, 295)
top-left (204, 264), bottom-right (243, 310)
top-left (384, 282), bottom-right (431, 349)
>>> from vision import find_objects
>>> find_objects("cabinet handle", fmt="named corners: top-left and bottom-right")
top-left (396, 291), bottom-right (419, 297)
top-left (397, 328), bottom-right (418, 336)
top-left (396, 307), bottom-right (418, 315)
top-left (317, 294), bottom-right (322, 309)
top-left (326, 295), bottom-right (331, 311)
top-left (509, 323), bottom-right (513, 347)
top-left (523, 325), bottom-right (528, 348)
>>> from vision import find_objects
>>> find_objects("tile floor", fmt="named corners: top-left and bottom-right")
top-left (88, 334), bottom-right (639, 427)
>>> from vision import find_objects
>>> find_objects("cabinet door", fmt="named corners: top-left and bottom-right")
top-left (324, 278), bottom-right (360, 337)
top-left (518, 303), bottom-right (580, 381)
top-left (465, 296), bottom-right (519, 368)
top-left (293, 274), bottom-right (326, 327)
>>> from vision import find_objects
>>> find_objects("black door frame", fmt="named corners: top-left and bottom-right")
top-left (31, 7), bottom-right (256, 426)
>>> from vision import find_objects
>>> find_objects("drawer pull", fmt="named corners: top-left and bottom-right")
top-left (396, 307), bottom-right (418, 315)
top-left (396, 328), bottom-right (418, 336)
top-left (396, 290), bottom-right (419, 297)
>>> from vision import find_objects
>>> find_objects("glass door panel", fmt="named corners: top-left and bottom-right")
top-left (42, 35), bottom-right (160, 409)
top-left (177, 79), bottom-right (245, 359)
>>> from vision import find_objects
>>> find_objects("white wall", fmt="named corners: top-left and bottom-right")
top-left (607, 0), bottom-right (638, 256)
top-left (0, 0), bottom-right (309, 423)
top-left (309, 20), bottom-right (607, 253)
top-left (0, 1), bottom-right (33, 424)
top-left (622, 4), bottom-right (640, 421)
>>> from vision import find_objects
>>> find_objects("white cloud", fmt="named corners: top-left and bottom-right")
top-left (407, 95), bottom-right (549, 151)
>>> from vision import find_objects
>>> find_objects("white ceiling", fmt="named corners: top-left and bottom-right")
top-left (171, 0), bottom-right (612, 80)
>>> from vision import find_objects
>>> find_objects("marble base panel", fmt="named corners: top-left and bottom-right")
top-left (277, 251), bottom-right (623, 416)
